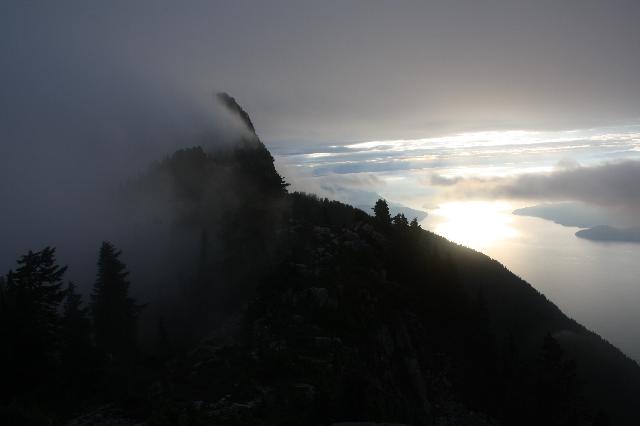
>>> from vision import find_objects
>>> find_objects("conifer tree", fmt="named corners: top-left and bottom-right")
top-left (155, 315), bottom-right (172, 360)
top-left (2, 247), bottom-right (67, 393)
top-left (0, 276), bottom-right (6, 307)
top-left (91, 242), bottom-right (143, 360)
top-left (60, 282), bottom-right (93, 385)
top-left (0, 276), bottom-right (6, 325)
top-left (373, 199), bottom-right (391, 227)
top-left (537, 333), bottom-right (579, 425)
top-left (392, 213), bottom-right (409, 229)
top-left (0, 276), bottom-right (8, 389)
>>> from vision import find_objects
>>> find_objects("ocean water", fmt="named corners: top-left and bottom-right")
top-left (424, 211), bottom-right (640, 362)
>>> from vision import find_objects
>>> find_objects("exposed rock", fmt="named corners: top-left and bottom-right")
top-left (67, 405), bottom-right (140, 426)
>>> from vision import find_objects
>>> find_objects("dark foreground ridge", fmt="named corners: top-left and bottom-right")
top-left (2, 96), bottom-right (639, 426)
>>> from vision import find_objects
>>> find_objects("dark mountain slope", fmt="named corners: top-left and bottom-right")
top-left (4, 95), bottom-right (640, 426)
top-left (431, 236), bottom-right (640, 425)
top-left (110, 95), bottom-right (640, 425)
top-left (131, 195), bottom-right (640, 425)
top-left (108, 96), bottom-right (640, 425)
top-left (576, 225), bottom-right (640, 243)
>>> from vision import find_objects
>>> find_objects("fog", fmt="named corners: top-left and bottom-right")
top-left (0, 68), bottom-right (253, 287)
top-left (429, 160), bottom-right (640, 227)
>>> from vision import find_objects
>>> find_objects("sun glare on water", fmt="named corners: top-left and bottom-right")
top-left (430, 201), bottom-right (518, 250)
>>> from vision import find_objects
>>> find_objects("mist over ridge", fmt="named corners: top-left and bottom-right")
top-left (0, 85), bottom-right (260, 284)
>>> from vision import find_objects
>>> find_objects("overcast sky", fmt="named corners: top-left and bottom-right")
top-left (2, 1), bottom-right (640, 268)
top-left (2, 0), bottom-right (639, 148)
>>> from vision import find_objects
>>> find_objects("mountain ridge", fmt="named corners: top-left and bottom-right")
top-left (114, 96), bottom-right (640, 425)
top-left (3, 95), bottom-right (639, 426)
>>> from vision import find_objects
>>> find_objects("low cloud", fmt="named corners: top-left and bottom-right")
top-left (429, 174), bottom-right (465, 187)
top-left (430, 160), bottom-right (640, 225)
top-left (0, 66), bottom-right (253, 285)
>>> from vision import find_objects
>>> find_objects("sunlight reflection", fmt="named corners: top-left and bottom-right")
top-left (430, 201), bottom-right (519, 250)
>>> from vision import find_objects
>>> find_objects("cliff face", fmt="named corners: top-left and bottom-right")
top-left (217, 92), bottom-right (258, 135)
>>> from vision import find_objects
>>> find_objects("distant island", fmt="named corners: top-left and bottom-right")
top-left (576, 225), bottom-right (640, 243)
top-left (512, 203), bottom-right (640, 244)
top-left (512, 202), bottom-right (609, 228)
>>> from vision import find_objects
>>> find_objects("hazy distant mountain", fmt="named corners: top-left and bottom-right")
top-left (576, 225), bottom-right (640, 243)
top-left (513, 203), bottom-right (640, 244)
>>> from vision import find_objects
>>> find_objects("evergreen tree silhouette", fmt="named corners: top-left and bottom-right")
top-left (0, 276), bottom-right (8, 396)
top-left (593, 410), bottom-right (611, 426)
top-left (537, 332), bottom-right (579, 425)
top-left (60, 282), bottom-right (94, 388)
top-left (0, 276), bottom-right (6, 308)
top-left (155, 315), bottom-right (172, 360)
top-left (392, 213), bottom-right (409, 229)
top-left (2, 247), bottom-right (67, 395)
top-left (373, 199), bottom-right (391, 227)
top-left (91, 242), bottom-right (143, 360)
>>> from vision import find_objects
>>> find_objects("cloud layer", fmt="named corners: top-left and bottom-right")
top-left (3, 1), bottom-right (640, 145)
top-left (431, 160), bottom-right (640, 226)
